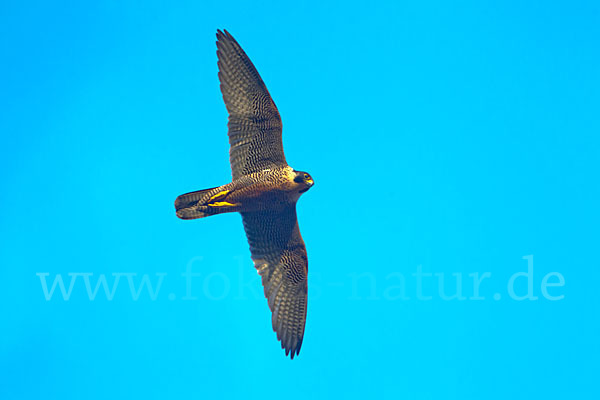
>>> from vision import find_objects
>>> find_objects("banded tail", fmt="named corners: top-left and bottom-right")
top-left (174, 186), bottom-right (239, 220)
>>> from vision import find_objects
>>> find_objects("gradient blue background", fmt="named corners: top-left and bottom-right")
top-left (1, 1), bottom-right (598, 399)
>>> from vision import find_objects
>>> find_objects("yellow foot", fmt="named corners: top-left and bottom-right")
top-left (208, 190), bottom-right (230, 202)
top-left (207, 201), bottom-right (238, 207)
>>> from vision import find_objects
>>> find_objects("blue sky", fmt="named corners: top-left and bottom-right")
top-left (1, 1), bottom-right (598, 399)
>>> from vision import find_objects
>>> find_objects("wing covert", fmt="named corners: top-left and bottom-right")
top-left (216, 30), bottom-right (287, 180)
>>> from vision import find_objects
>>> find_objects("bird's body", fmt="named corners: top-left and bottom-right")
top-left (175, 30), bottom-right (313, 359)
top-left (176, 166), bottom-right (310, 218)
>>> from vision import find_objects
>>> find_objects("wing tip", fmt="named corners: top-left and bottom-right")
top-left (216, 29), bottom-right (235, 45)
top-left (276, 327), bottom-right (303, 360)
top-left (286, 339), bottom-right (303, 360)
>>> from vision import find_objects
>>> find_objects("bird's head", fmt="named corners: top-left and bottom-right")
top-left (293, 171), bottom-right (314, 193)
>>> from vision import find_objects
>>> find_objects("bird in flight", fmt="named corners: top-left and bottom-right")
top-left (174, 30), bottom-right (314, 359)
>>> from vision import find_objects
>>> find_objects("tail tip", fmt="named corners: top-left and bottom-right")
top-left (176, 207), bottom-right (207, 220)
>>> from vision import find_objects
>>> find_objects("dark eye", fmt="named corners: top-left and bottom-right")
top-left (304, 174), bottom-right (310, 179)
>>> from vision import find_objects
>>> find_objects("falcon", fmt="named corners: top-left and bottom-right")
top-left (174, 29), bottom-right (313, 359)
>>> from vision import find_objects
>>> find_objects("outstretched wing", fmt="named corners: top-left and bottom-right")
top-left (241, 207), bottom-right (308, 359)
top-left (216, 29), bottom-right (287, 180)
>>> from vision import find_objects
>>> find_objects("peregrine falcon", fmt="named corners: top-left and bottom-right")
top-left (174, 29), bottom-right (313, 359)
